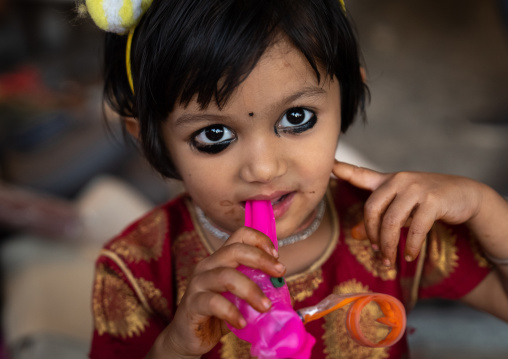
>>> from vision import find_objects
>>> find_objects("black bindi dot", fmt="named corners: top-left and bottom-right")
top-left (249, 112), bottom-right (254, 117)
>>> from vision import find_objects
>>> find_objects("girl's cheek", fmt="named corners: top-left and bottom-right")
top-left (221, 205), bottom-right (242, 221)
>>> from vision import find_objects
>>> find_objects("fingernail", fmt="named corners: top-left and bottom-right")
top-left (371, 244), bottom-right (379, 251)
top-left (262, 298), bottom-right (272, 310)
top-left (383, 258), bottom-right (391, 267)
top-left (274, 263), bottom-right (285, 274)
top-left (405, 255), bottom-right (413, 262)
top-left (238, 317), bottom-right (247, 328)
top-left (272, 248), bottom-right (279, 258)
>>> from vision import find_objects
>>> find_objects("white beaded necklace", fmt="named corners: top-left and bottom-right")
top-left (194, 198), bottom-right (326, 247)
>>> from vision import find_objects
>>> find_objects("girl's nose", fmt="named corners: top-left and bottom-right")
top-left (240, 141), bottom-right (288, 183)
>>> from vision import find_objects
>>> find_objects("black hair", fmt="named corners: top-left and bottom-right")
top-left (104, 0), bottom-right (368, 179)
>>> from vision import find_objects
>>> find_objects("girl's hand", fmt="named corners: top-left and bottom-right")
top-left (332, 161), bottom-right (486, 267)
top-left (148, 227), bottom-right (286, 358)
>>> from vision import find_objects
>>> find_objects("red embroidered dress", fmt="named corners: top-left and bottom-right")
top-left (89, 180), bottom-right (491, 358)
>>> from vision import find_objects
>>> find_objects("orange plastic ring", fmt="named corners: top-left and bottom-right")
top-left (345, 294), bottom-right (406, 348)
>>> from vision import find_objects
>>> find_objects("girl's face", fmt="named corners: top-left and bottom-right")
top-left (163, 39), bottom-right (341, 239)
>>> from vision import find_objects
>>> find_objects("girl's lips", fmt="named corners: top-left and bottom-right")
top-left (272, 191), bottom-right (295, 219)
top-left (242, 191), bottom-right (296, 219)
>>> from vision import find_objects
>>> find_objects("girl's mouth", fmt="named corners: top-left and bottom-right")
top-left (242, 192), bottom-right (295, 219)
top-left (271, 192), bottom-right (295, 219)
top-left (272, 193), bottom-right (290, 206)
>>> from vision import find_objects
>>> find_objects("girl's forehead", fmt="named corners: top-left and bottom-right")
top-left (257, 37), bottom-right (328, 72)
top-left (172, 40), bottom-right (330, 118)
top-left (243, 41), bottom-right (318, 85)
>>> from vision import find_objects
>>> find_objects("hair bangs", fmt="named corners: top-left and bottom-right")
top-left (104, 0), bottom-right (367, 178)
top-left (134, 0), bottom-right (354, 116)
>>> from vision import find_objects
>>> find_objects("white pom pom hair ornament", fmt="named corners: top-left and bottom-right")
top-left (84, 0), bottom-right (153, 34)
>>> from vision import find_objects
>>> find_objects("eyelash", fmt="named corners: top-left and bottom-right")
top-left (189, 125), bottom-right (236, 154)
top-left (190, 107), bottom-right (318, 154)
top-left (276, 107), bottom-right (317, 135)
top-left (190, 139), bottom-right (234, 154)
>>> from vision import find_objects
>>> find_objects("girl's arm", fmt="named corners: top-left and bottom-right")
top-left (332, 161), bottom-right (508, 321)
top-left (458, 183), bottom-right (508, 321)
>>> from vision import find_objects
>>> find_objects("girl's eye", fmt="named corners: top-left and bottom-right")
top-left (277, 107), bottom-right (317, 134)
top-left (191, 125), bottom-right (236, 154)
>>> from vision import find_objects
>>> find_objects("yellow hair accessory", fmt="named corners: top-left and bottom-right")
top-left (84, 0), bottom-right (152, 34)
top-left (339, 0), bottom-right (346, 13)
top-left (126, 26), bottom-right (135, 93)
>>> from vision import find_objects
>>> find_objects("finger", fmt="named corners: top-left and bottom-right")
top-left (226, 226), bottom-right (278, 258)
top-left (192, 290), bottom-right (247, 330)
top-left (332, 161), bottom-right (389, 191)
top-left (363, 185), bottom-right (397, 246)
top-left (352, 220), bottom-right (380, 252)
top-left (194, 241), bottom-right (286, 278)
top-left (192, 267), bottom-right (272, 314)
top-left (404, 203), bottom-right (436, 262)
top-left (378, 195), bottom-right (420, 267)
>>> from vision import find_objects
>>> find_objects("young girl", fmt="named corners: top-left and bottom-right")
top-left (83, 0), bottom-right (508, 358)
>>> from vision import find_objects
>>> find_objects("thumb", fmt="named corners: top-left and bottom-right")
top-left (332, 161), bottom-right (388, 191)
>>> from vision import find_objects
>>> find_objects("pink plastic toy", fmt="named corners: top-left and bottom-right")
top-left (223, 200), bottom-right (315, 359)
top-left (223, 200), bottom-right (407, 358)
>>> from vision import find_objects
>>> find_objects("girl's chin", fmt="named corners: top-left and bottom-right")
top-left (275, 199), bottom-right (322, 237)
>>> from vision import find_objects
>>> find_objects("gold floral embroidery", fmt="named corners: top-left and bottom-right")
top-left (110, 208), bottom-right (167, 263)
top-left (420, 222), bottom-right (459, 287)
top-left (173, 230), bottom-right (210, 303)
top-left (138, 278), bottom-right (172, 319)
top-left (345, 237), bottom-right (397, 281)
top-left (92, 263), bottom-right (149, 338)
top-left (220, 333), bottom-right (252, 359)
top-left (287, 268), bottom-right (324, 302)
top-left (468, 233), bottom-right (491, 268)
top-left (323, 280), bottom-right (389, 359)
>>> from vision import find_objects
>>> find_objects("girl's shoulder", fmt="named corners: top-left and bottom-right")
top-left (107, 193), bottom-right (191, 239)
top-left (98, 193), bottom-right (194, 264)
top-left (90, 195), bottom-right (195, 340)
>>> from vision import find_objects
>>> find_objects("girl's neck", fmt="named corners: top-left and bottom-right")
top-left (198, 195), bottom-right (337, 277)
top-left (279, 201), bottom-right (335, 276)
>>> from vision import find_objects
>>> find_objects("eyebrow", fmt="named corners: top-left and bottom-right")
top-left (280, 86), bottom-right (327, 107)
top-left (173, 86), bottom-right (327, 127)
top-left (174, 113), bottom-right (230, 128)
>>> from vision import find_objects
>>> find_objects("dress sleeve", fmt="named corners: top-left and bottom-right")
top-left (88, 253), bottom-right (172, 359)
top-left (87, 201), bottom-right (184, 358)
top-left (418, 221), bottom-right (492, 300)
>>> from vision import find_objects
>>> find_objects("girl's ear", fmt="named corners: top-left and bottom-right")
top-left (124, 117), bottom-right (140, 139)
top-left (360, 67), bottom-right (367, 83)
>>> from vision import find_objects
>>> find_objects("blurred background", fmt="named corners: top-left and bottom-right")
top-left (0, 0), bottom-right (507, 358)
